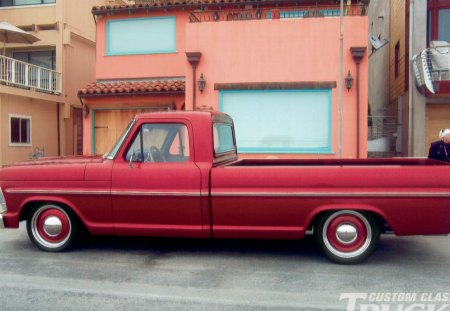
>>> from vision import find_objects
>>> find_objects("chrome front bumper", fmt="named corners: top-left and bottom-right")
top-left (0, 187), bottom-right (7, 229)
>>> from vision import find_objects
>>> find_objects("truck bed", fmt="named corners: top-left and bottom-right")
top-left (227, 158), bottom-right (446, 167)
top-left (212, 156), bottom-right (450, 240)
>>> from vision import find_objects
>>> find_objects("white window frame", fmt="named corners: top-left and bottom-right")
top-left (9, 114), bottom-right (32, 147)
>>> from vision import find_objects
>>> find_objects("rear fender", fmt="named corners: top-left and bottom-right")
top-left (305, 204), bottom-right (391, 232)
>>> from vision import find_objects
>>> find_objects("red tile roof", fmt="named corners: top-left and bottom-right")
top-left (78, 79), bottom-right (185, 98)
top-left (92, 0), bottom-right (321, 14)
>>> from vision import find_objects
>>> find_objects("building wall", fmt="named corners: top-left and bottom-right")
top-left (390, 0), bottom-right (406, 105)
top-left (64, 0), bottom-right (103, 42)
top-left (95, 12), bottom-right (189, 80)
top-left (411, 1), bottom-right (431, 157)
top-left (64, 34), bottom-right (96, 109)
top-left (62, 34), bottom-right (97, 156)
top-left (186, 17), bottom-right (368, 159)
top-left (0, 94), bottom-right (58, 165)
top-left (90, 7), bottom-right (368, 159)
top-left (387, 0), bottom-right (431, 157)
top-left (0, 0), bottom-right (101, 165)
top-left (0, 4), bottom-right (59, 60)
top-left (368, 0), bottom-right (390, 118)
top-left (0, 3), bottom-right (57, 25)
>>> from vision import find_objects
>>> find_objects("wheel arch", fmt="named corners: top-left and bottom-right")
top-left (306, 204), bottom-right (390, 234)
top-left (19, 196), bottom-right (87, 231)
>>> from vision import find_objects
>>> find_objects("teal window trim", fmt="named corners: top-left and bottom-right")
top-left (280, 9), bottom-right (340, 19)
top-left (219, 89), bottom-right (333, 154)
top-left (280, 11), bottom-right (307, 18)
top-left (106, 16), bottom-right (177, 56)
top-left (320, 9), bottom-right (340, 17)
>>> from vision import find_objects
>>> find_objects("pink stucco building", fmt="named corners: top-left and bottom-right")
top-left (79, 0), bottom-right (369, 159)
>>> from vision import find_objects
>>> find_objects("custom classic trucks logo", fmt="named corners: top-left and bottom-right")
top-left (340, 293), bottom-right (450, 311)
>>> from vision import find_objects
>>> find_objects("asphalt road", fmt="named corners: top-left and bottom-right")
top-left (1, 223), bottom-right (450, 311)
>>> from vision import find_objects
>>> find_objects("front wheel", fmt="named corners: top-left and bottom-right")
top-left (314, 210), bottom-right (380, 264)
top-left (27, 204), bottom-right (77, 252)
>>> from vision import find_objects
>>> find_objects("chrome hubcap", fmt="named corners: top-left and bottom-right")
top-left (335, 223), bottom-right (358, 244)
top-left (43, 216), bottom-right (63, 237)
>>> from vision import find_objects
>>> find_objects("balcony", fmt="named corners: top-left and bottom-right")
top-left (412, 42), bottom-right (450, 98)
top-left (0, 54), bottom-right (61, 95)
top-left (189, 4), bottom-right (367, 23)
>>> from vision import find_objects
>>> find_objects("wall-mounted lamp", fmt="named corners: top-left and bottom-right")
top-left (345, 70), bottom-right (353, 92)
top-left (256, 9), bottom-right (262, 19)
top-left (83, 104), bottom-right (90, 118)
top-left (197, 73), bottom-right (206, 93)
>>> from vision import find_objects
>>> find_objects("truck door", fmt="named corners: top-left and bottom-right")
top-left (111, 120), bottom-right (203, 238)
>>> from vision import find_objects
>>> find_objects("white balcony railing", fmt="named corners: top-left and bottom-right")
top-left (412, 42), bottom-right (450, 94)
top-left (0, 54), bottom-right (61, 94)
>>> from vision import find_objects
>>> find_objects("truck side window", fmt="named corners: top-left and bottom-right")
top-left (125, 123), bottom-right (190, 163)
top-left (213, 123), bottom-right (235, 155)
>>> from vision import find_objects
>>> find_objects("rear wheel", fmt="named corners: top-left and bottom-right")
top-left (315, 210), bottom-right (380, 264)
top-left (26, 204), bottom-right (77, 252)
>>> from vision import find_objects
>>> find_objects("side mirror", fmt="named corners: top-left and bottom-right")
top-left (129, 150), bottom-right (135, 168)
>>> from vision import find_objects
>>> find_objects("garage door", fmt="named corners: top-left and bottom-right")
top-left (220, 89), bottom-right (332, 154)
top-left (94, 109), bottom-right (157, 155)
top-left (426, 104), bottom-right (450, 152)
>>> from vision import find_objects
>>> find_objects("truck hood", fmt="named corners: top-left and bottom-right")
top-left (0, 156), bottom-right (105, 181)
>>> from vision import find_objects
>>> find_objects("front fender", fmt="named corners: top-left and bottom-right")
top-left (19, 195), bottom-right (83, 222)
top-left (16, 194), bottom-right (114, 235)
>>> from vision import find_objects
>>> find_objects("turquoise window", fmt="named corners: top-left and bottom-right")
top-left (106, 17), bottom-right (176, 56)
top-left (219, 90), bottom-right (332, 154)
top-left (438, 9), bottom-right (450, 42)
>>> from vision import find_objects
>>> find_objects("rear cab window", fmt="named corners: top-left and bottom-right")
top-left (212, 114), bottom-right (238, 165)
top-left (213, 123), bottom-right (235, 154)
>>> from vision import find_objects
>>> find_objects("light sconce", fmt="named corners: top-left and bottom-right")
top-left (83, 104), bottom-right (90, 118)
top-left (345, 70), bottom-right (353, 92)
top-left (256, 9), bottom-right (262, 19)
top-left (197, 73), bottom-right (206, 93)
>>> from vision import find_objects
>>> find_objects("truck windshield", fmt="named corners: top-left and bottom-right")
top-left (104, 119), bottom-right (136, 160)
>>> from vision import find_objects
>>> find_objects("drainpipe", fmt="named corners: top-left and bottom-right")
top-left (350, 47), bottom-right (367, 158)
top-left (186, 52), bottom-right (202, 110)
top-left (408, 0), bottom-right (414, 156)
top-left (338, 0), bottom-right (344, 158)
top-left (57, 103), bottom-right (61, 156)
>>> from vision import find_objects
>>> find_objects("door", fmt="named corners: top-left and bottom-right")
top-left (94, 109), bottom-right (147, 155)
top-left (111, 120), bottom-right (203, 238)
top-left (73, 108), bottom-right (83, 155)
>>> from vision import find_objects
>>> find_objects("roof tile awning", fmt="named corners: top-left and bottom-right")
top-left (78, 79), bottom-right (185, 98)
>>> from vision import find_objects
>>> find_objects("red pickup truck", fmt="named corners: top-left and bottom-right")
top-left (1, 111), bottom-right (450, 264)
